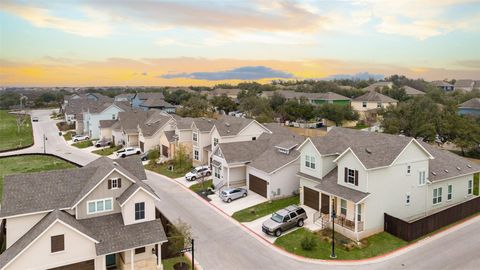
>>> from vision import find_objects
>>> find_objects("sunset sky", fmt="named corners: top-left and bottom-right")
top-left (1, 0), bottom-right (479, 87)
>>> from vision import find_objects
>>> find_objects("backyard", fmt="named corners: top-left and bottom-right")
top-left (232, 195), bottom-right (300, 222)
top-left (274, 228), bottom-right (407, 260)
top-left (0, 155), bottom-right (76, 199)
top-left (0, 110), bottom-right (33, 151)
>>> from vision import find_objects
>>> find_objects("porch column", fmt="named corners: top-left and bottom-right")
top-left (227, 166), bottom-right (230, 188)
top-left (354, 203), bottom-right (359, 241)
top-left (130, 249), bottom-right (134, 270)
top-left (328, 196), bottom-right (333, 222)
top-left (94, 255), bottom-right (106, 270)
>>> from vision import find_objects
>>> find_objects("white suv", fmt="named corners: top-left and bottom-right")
top-left (116, 147), bottom-right (142, 158)
top-left (185, 166), bottom-right (211, 181)
top-left (72, 134), bottom-right (89, 142)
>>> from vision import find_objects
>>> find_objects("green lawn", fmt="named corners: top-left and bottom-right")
top-left (71, 140), bottom-right (93, 148)
top-left (63, 131), bottom-right (75, 141)
top-left (162, 256), bottom-right (192, 270)
top-left (92, 145), bottom-right (122, 156)
top-left (0, 155), bottom-right (76, 199)
top-left (275, 228), bottom-right (407, 260)
top-left (232, 195), bottom-right (300, 222)
top-left (145, 162), bottom-right (193, 178)
top-left (189, 179), bottom-right (213, 192)
top-left (0, 110), bottom-right (33, 151)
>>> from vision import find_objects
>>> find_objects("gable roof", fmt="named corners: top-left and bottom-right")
top-left (164, 130), bottom-right (176, 143)
top-left (139, 111), bottom-right (173, 137)
top-left (99, 119), bottom-right (117, 129)
top-left (455, 79), bottom-right (475, 88)
top-left (432, 80), bottom-right (454, 87)
top-left (136, 92), bottom-right (164, 100)
top-left (214, 116), bottom-right (270, 136)
top-left (114, 110), bottom-right (154, 133)
top-left (353, 91), bottom-right (398, 103)
top-left (192, 118), bottom-right (216, 132)
top-left (362, 82), bottom-right (393, 92)
top-left (313, 168), bottom-right (370, 203)
top-left (172, 115), bottom-right (194, 130)
top-left (403, 86), bottom-right (425, 96)
top-left (459, 98), bottom-right (480, 109)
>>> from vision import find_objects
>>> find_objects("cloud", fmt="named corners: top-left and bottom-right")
top-left (323, 72), bottom-right (385, 81)
top-left (160, 66), bottom-right (294, 80)
top-left (456, 60), bottom-right (480, 69)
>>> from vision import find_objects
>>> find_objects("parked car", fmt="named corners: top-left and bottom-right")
top-left (94, 139), bottom-right (112, 147)
top-left (72, 134), bottom-right (90, 142)
top-left (140, 152), bottom-right (148, 161)
top-left (184, 166), bottom-right (211, 181)
top-left (31, 117), bottom-right (39, 122)
top-left (220, 187), bottom-right (248, 203)
top-left (116, 147), bottom-right (141, 158)
top-left (262, 205), bottom-right (307, 237)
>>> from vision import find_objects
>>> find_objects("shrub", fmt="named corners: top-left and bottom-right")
top-left (300, 235), bottom-right (317, 251)
top-left (147, 148), bottom-right (160, 160)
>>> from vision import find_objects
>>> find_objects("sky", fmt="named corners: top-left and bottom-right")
top-left (1, 0), bottom-right (480, 87)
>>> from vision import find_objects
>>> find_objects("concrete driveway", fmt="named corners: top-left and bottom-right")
top-left (208, 189), bottom-right (268, 216)
top-left (174, 176), bottom-right (212, 188)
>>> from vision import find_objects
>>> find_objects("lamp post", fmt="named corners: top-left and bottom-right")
top-left (43, 134), bottom-right (47, 154)
top-left (330, 198), bottom-right (337, 259)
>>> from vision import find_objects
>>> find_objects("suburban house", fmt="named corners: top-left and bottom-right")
top-left (191, 118), bottom-right (217, 166)
top-left (432, 80), bottom-right (455, 92)
top-left (458, 98), bottom-right (480, 116)
top-left (403, 86), bottom-right (425, 97)
top-left (454, 79), bottom-right (476, 92)
top-left (351, 91), bottom-right (397, 121)
top-left (201, 88), bottom-right (242, 101)
top-left (212, 124), bottom-right (303, 198)
top-left (109, 110), bottom-right (151, 147)
top-left (130, 93), bottom-right (176, 113)
top-left (362, 82), bottom-right (393, 92)
top-left (0, 157), bottom-right (167, 270)
top-left (297, 127), bottom-right (480, 241)
top-left (138, 111), bottom-right (176, 153)
top-left (63, 94), bottom-right (113, 134)
top-left (82, 102), bottom-right (131, 139)
top-left (114, 93), bottom-right (135, 102)
top-left (159, 116), bottom-right (194, 160)
top-left (262, 91), bottom-right (351, 106)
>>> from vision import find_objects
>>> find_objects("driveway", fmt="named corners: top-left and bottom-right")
top-left (174, 176), bottom-right (212, 188)
top-left (208, 188), bottom-right (268, 216)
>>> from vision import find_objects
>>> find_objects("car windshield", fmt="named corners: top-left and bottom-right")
top-left (117, 150), bottom-right (125, 153)
top-left (190, 169), bottom-right (197, 173)
top-left (271, 213), bottom-right (283, 223)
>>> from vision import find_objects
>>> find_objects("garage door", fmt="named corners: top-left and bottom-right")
top-left (140, 141), bottom-right (144, 152)
top-left (303, 187), bottom-right (319, 210)
top-left (249, 174), bottom-right (268, 198)
top-left (162, 144), bottom-right (169, 157)
top-left (49, 260), bottom-right (94, 270)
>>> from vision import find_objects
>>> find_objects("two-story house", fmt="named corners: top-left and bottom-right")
top-left (159, 116), bottom-right (194, 160)
top-left (82, 102), bottom-right (131, 139)
top-left (351, 91), bottom-right (397, 121)
top-left (297, 128), bottom-right (480, 241)
top-left (0, 157), bottom-right (167, 270)
top-left (432, 80), bottom-right (455, 92)
top-left (109, 110), bottom-right (152, 147)
top-left (191, 118), bottom-right (217, 166)
top-left (138, 111), bottom-right (176, 153)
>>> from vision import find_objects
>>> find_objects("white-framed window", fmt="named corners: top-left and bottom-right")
top-left (112, 114), bottom-right (116, 120)
top-left (110, 178), bottom-right (120, 189)
top-left (347, 168), bottom-right (355, 184)
top-left (193, 132), bottom-right (198, 142)
top-left (406, 165), bottom-right (411, 175)
top-left (87, 198), bottom-right (113, 214)
top-left (467, 179), bottom-right (473, 195)
top-left (305, 155), bottom-right (316, 169)
top-left (433, 187), bottom-right (442, 205)
top-left (214, 166), bottom-right (221, 178)
top-left (194, 149), bottom-right (199, 161)
top-left (418, 170), bottom-right (426, 186)
top-left (357, 204), bottom-right (362, 222)
top-left (405, 193), bottom-right (411, 205)
top-left (362, 101), bottom-right (367, 108)
top-left (447, 184), bottom-right (453, 200)
top-left (377, 102), bottom-right (382, 108)
top-left (213, 138), bottom-right (218, 146)
top-left (340, 199), bottom-right (347, 216)
top-left (135, 202), bottom-right (145, 220)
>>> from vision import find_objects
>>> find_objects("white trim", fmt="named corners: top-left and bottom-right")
top-left (296, 138), bottom-right (325, 157)
top-left (390, 139), bottom-right (434, 165)
top-left (333, 148), bottom-right (368, 171)
top-left (266, 155), bottom-right (300, 175)
top-left (86, 197), bottom-right (114, 215)
top-left (1, 219), bottom-right (99, 270)
top-left (235, 120), bottom-right (272, 136)
top-left (100, 240), bottom-right (167, 256)
top-left (119, 186), bottom-right (160, 207)
top-left (433, 171), bottom-right (480, 183)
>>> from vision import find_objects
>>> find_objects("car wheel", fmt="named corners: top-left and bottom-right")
top-left (86, 137), bottom-right (89, 140)
top-left (206, 171), bottom-right (211, 176)
top-left (243, 193), bottom-right (247, 197)
top-left (275, 229), bottom-right (282, 237)
top-left (136, 151), bottom-right (141, 154)
top-left (297, 219), bottom-right (304, 227)
top-left (121, 154), bottom-right (126, 158)
top-left (191, 176), bottom-right (196, 181)
top-left (74, 139), bottom-right (78, 142)
top-left (227, 198), bottom-right (232, 203)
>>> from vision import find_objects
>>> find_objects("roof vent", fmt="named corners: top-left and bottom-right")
top-left (431, 171), bottom-right (437, 176)
top-left (467, 164), bottom-right (472, 168)
top-left (365, 148), bottom-right (372, 154)
top-left (444, 169), bottom-right (449, 173)
top-left (456, 166), bottom-right (461, 171)
top-left (225, 123), bottom-right (230, 127)
top-left (113, 161), bottom-right (119, 166)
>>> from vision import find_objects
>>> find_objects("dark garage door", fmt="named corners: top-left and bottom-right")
top-left (304, 187), bottom-right (319, 210)
top-left (162, 144), bottom-right (169, 157)
top-left (140, 141), bottom-right (144, 152)
top-left (49, 260), bottom-right (94, 270)
top-left (249, 174), bottom-right (267, 198)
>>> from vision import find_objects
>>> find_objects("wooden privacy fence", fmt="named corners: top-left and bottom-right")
top-left (384, 196), bottom-right (480, 241)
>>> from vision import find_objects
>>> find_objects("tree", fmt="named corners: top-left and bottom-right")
top-left (211, 94), bottom-right (237, 114)
top-left (269, 92), bottom-right (286, 110)
top-left (173, 144), bottom-right (190, 169)
top-left (278, 99), bottom-right (315, 121)
top-left (379, 85), bottom-right (409, 101)
top-left (167, 219), bottom-right (193, 255)
top-left (316, 104), bottom-right (359, 126)
top-left (238, 96), bottom-right (272, 118)
top-left (177, 96), bottom-right (210, 117)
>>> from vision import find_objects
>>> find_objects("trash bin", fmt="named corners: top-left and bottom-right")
top-left (59, 132), bottom-right (62, 136)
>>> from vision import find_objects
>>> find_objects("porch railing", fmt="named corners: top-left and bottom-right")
top-left (334, 215), bottom-right (364, 232)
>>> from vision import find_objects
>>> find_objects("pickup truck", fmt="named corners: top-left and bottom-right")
top-left (116, 147), bottom-right (142, 158)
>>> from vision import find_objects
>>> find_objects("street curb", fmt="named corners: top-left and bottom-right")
top-left (146, 169), bottom-right (480, 265)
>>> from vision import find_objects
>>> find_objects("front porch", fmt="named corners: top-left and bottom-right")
top-left (95, 244), bottom-right (162, 270)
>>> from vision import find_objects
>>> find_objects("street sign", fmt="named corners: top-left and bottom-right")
top-left (179, 247), bottom-right (192, 253)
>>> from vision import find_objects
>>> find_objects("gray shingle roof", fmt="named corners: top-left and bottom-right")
top-left (140, 97), bottom-right (174, 108)
top-left (78, 213), bottom-right (167, 255)
top-left (314, 168), bottom-right (370, 203)
top-left (362, 82), bottom-right (393, 92)
top-left (164, 130), bottom-right (176, 143)
top-left (136, 92), bottom-right (164, 100)
top-left (215, 116), bottom-right (268, 136)
top-left (99, 119), bottom-right (117, 128)
top-left (432, 80), bottom-right (454, 87)
top-left (403, 86), bottom-right (425, 96)
top-left (248, 149), bottom-right (300, 174)
top-left (139, 111), bottom-right (173, 137)
top-left (459, 98), bottom-right (480, 109)
top-left (353, 91), bottom-right (398, 103)
top-left (193, 118), bottom-right (216, 132)
top-left (263, 90), bottom-right (350, 101)
top-left (0, 210), bottom-right (97, 268)
top-left (115, 110), bottom-right (154, 133)
top-left (455, 79), bottom-right (474, 88)
top-left (173, 116), bottom-right (194, 130)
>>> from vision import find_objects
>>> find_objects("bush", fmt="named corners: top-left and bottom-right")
top-left (300, 235), bottom-right (317, 251)
top-left (147, 148), bottom-right (160, 160)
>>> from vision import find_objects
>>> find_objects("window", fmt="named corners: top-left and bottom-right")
top-left (362, 101), bottom-right (367, 108)
top-left (283, 215), bottom-right (291, 222)
top-left (290, 212), bottom-right (297, 219)
top-left (405, 194), bottom-right (411, 205)
top-left (135, 247), bottom-right (146, 254)
top-left (135, 202), bottom-right (145, 220)
top-left (214, 166), bottom-right (221, 178)
top-left (346, 168), bottom-right (357, 185)
top-left (406, 165), bottom-right (411, 175)
top-left (468, 179), bottom-right (473, 195)
top-left (213, 138), bottom-right (218, 146)
top-left (418, 170), bottom-right (426, 186)
top-left (377, 102), bottom-right (382, 108)
top-left (252, 137), bottom-right (256, 141)
top-left (340, 199), bottom-right (347, 216)
top-left (51, 234), bottom-right (64, 253)
top-left (112, 114), bottom-right (116, 120)
top-left (357, 204), bottom-right (362, 222)
top-left (433, 187), bottom-right (442, 205)
top-left (305, 155), bottom-right (316, 169)
top-left (87, 198), bottom-right (113, 214)
top-left (108, 178), bottom-right (121, 189)
top-left (192, 132), bottom-right (198, 142)
top-left (447, 184), bottom-right (453, 200)
top-left (194, 150), bottom-right (199, 161)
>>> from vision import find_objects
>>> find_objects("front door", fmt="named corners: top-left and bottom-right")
top-left (106, 254), bottom-right (116, 269)
top-left (321, 193), bottom-right (330, 214)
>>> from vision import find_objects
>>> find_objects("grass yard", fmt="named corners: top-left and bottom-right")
top-left (63, 131), bottom-right (75, 141)
top-left (162, 256), bottom-right (192, 270)
top-left (92, 145), bottom-right (122, 156)
top-left (0, 155), bottom-right (76, 199)
top-left (189, 179), bottom-right (213, 192)
top-left (71, 140), bottom-right (93, 148)
top-left (274, 228), bottom-right (407, 260)
top-left (0, 110), bottom-right (33, 151)
top-left (232, 195), bottom-right (300, 222)
top-left (145, 162), bottom-right (193, 178)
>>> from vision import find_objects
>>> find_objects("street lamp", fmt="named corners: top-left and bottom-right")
top-left (330, 198), bottom-right (337, 259)
top-left (43, 134), bottom-right (48, 154)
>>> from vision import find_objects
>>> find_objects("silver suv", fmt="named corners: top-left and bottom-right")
top-left (219, 187), bottom-right (248, 203)
top-left (262, 205), bottom-right (307, 237)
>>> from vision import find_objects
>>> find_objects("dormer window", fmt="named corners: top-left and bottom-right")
top-left (344, 168), bottom-right (358, 186)
top-left (278, 148), bottom-right (289, 155)
top-left (193, 132), bottom-right (198, 142)
top-left (108, 178), bottom-right (121, 189)
top-left (135, 202), bottom-right (145, 220)
top-left (213, 138), bottom-right (219, 146)
top-left (305, 155), bottom-right (316, 169)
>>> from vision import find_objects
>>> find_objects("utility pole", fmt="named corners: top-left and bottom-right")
top-left (43, 134), bottom-right (47, 154)
top-left (191, 238), bottom-right (195, 270)
top-left (330, 198), bottom-right (337, 259)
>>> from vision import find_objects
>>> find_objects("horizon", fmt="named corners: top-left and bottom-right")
top-left (1, 0), bottom-right (480, 87)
